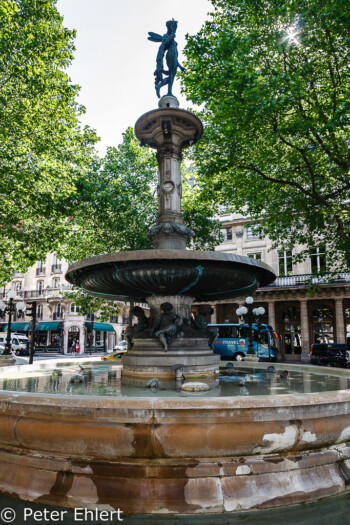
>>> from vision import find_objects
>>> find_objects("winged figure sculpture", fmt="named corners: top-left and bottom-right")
top-left (148, 19), bottom-right (185, 98)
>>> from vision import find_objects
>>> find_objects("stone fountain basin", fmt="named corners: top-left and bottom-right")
top-left (0, 361), bottom-right (350, 514)
top-left (65, 249), bottom-right (275, 301)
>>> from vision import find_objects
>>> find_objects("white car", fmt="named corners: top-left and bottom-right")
top-left (114, 340), bottom-right (128, 351)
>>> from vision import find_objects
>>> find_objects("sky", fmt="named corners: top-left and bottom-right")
top-left (57, 0), bottom-right (212, 155)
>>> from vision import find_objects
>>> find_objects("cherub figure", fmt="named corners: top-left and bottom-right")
top-left (152, 302), bottom-right (181, 352)
top-left (125, 306), bottom-right (149, 350)
top-left (148, 19), bottom-right (185, 98)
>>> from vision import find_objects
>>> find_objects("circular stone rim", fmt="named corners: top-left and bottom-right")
top-left (66, 249), bottom-right (274, 277)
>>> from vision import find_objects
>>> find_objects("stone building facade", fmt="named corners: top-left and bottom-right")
top-left (0, 253), bottom-right (129, 354)
top-left (214, 213), bottom-right (350, 362)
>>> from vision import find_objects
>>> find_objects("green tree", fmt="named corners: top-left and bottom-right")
top-left (0, 0), bottom-right (97, 284)
top-left (182, 0), bottom-right (350, 266)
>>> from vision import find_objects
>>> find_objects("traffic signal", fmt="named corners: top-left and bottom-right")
top-left (26, 302), bottom-right (37, 318)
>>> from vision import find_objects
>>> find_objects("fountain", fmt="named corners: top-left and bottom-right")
top-left (65, 21), bottom-right (275, 380)
top-left (0, 20), bottom-right (350, 518)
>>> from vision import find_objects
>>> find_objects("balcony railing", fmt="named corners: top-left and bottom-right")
top-left (109, 315), bottom-right (118, 323)
top-left (262, 272), bottom-right (350, 289)
top-left (24, 290), bottom-right (45, 298)
top-left (36, 267), bottom-right (46, 276)
top-left (52, 313), bottom-right (64, 320)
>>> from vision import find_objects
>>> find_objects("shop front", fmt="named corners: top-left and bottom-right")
top-left (1, 321), bottom-right (64, 353)
top-left (84, 322), bottom-right (115, 353)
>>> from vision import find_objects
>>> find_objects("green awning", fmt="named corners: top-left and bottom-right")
top-left (38, 322), bottom-right (61, 331)
top-left (85, 322), bottom-right (115, 332)
top-left (2, 322), bottom-right (30, 332)
top-left (2, 321), bottom-right (61, 332)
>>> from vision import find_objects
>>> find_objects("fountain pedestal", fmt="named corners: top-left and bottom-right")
top-left (122, 295), bottom-right (220, 379)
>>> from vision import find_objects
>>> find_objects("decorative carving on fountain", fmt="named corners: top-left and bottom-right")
top-left (151, 302), bottom-right (182, 352)
top-left (147, 222), bottom-right (194, 242)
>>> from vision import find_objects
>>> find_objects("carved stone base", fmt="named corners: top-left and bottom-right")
top-left (122, 337), bottom-right (220, 379)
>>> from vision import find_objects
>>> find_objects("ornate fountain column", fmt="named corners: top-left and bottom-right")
top-left (135, 96), bottom-right (202, 250)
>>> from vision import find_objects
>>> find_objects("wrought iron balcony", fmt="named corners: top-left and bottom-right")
top-left (36, 267), bottom-right (46, 276)
top-left (262, 272), bottom-right (350, 288)
top-left (52, 313), bottom-right (64, 320)
top-left (109, 315), bottom-right (118, 323)
top-left (24, 290), bottom-right (45, 299)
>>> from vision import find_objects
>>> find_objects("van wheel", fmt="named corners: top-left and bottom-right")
top-left (234, 353), bottom-right (245, 361)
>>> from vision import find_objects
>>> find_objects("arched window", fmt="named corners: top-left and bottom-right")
top-left (37, 304), bottom-right (43, 320)
top-left (312, 306), bottom-right (334, 344)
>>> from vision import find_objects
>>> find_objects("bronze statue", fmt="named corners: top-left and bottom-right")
top-left (193, 305), bottom-right (218, 349)
top-left (148, 19), bottom-right (185, 98)
top-left (125, 306), bottom-right (149, 349)
top-left (152, 302), bottom-right (181, 352)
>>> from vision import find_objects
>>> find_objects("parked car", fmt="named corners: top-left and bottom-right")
top-left (101, 349), bottom-right (127, 362)
top-left (310, 343), bottom-right (348, 367)
top-left (114, 340), bottom-right (128, 352)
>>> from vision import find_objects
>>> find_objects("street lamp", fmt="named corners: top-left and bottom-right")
top-left (236, 297), bottom-right (265, 356)
top-left (0, 291), bottom-right (26, 355)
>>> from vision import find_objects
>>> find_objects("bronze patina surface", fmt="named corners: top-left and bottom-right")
top-left (65, 249), bottom-right (275, 302)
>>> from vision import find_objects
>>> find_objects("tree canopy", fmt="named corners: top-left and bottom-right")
top-left (182, 0), bottom-right (350, 266)
top-left (0, 0), bottom-right (97, 284)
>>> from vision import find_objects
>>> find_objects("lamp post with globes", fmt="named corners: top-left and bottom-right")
top-left (0, 290), bottom-right (26, 356)
top-left (236, 296), bottom-right (265, 358)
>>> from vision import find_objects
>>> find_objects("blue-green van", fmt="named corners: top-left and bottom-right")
top-left (208, 323), bottom-right (278, 361)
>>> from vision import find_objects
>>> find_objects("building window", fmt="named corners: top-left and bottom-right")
top-left (220, 227), bottom-right (233, 242)
top-left (37, 304), bottom-right (43, 320)
top-left (52, 277), bottom-right (60, 289)
top-left (13, 281), bottom-right (22, 292)
top-left (53, 254), bottom-right (61, 265)
top-left (310, 247), bottom-right (326, 273)
top-left (246, 226), bottom-right (258, 239)
top-left (37, 281), bottom-right (44, 295)
top-left (70, 303), bottom-right (80, 314)
top-left (278, 250), bottom-right (293, 276)
top-left (248, 253), bottom-right (262, 261)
